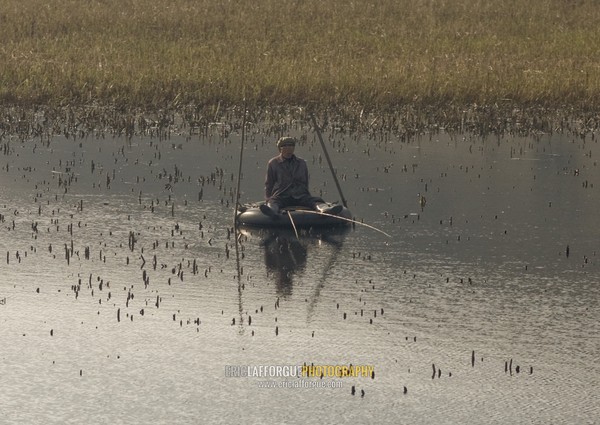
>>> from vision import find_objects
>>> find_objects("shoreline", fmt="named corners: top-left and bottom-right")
top-left (1, 102), bottom-right (598, 139)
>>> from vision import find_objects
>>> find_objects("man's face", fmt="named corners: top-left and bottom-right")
top-left (280, 145), bottom-right (295, 159)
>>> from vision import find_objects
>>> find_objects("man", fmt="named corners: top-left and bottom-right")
top-left (260, 136), bottom-right (342, 218)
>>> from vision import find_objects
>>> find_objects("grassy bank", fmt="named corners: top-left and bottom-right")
top-left (1, 0), bottom-right (599, 118)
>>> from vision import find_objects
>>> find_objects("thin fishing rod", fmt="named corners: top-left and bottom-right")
top-left (233, 107), bottom-right (247, 228)
top-left (310, 113), bottom-right (348, 208)
top-left (295, 209), bottom-right (392, 238)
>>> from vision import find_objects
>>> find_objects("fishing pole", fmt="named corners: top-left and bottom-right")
top-left (310, 113), bottom-right (348, 208)
top-left (233, 106), bottom-right (247, 333)
top-left (232, 99), bottom-right (252, 290)
top-left (295, 209), bottom-right (392, 238)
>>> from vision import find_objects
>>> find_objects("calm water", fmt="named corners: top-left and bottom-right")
top-left (1, 123), bottom-right (599, 424)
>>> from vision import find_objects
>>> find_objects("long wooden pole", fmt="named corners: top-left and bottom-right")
top-left (310, 113), bottom-right (348, 208)
top-left (233, 109), bottom-right (246, 333)
top-left (233, 108), bottom-right (247, 228)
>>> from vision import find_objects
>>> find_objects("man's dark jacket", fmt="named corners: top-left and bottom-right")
top-left (265, 154), bottom-right (311, 201)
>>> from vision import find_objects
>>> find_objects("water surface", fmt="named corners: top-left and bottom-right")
top-left (1, 125), bottom-right (599, 424)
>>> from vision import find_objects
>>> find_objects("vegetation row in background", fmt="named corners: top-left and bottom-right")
top-left (1, 0), bottom-right (599, 115)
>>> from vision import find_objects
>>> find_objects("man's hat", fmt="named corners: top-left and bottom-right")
top-left (276, 137), bottom-right (297, 148)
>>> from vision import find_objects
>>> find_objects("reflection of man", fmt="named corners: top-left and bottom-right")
top-left (260, 136), bottom-right (342, 218)
top-left (259, 228), bottom-right (348, 299)
top-left (264, 235), bottom-right (307, 296)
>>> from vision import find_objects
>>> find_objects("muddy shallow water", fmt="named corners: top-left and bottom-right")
top-left (1, 123), bottom-right (599, 424)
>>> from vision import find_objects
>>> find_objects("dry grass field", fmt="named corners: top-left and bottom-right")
top-left (1, 0), bottom-right (599, 124)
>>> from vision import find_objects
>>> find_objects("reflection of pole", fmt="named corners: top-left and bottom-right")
top-left (306, 231), bottom-right (347, 321)
top-left (234, 230), bottom-right (244, 334)
top-left (310, 113), bottom-right (348, 208)
top-left (233, 107), bottom-right (247, 227)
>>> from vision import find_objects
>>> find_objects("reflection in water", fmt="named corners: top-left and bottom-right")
top-left (238, 227), bottom-right (348, 298)
top-left (3, 129), bottom-right (600, 424)
top-left (263, 231), bottom-right (307, 296)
